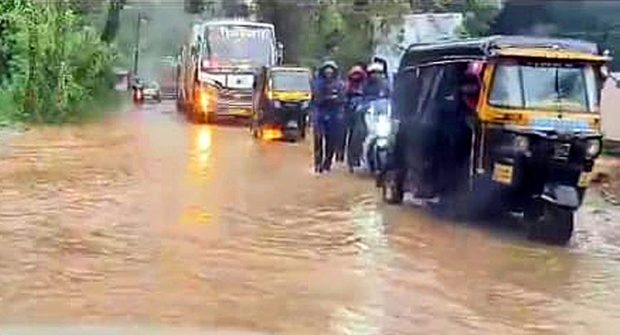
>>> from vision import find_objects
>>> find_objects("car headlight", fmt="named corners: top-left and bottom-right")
top-left (585, 138), bottom-right (602, 158)
top-left (273, 100), bottom-right (281, 109)
top-left (375, 115), bottom-right (391, 137)
top-left (301, 101), bottom-right (310, 109)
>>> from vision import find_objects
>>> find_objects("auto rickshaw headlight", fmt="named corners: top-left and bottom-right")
top-left (585, 138), bottom-right (602, 158)
top-left (513, 134), bottom-right (530, 153)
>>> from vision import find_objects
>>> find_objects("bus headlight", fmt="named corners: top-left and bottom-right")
top-left (585, 138), bottom-right (602, 158)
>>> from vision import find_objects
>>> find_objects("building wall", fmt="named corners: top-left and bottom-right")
top-left (602, 80), bottom-right (620, 141)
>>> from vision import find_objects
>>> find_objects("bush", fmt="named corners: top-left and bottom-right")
top-left (0, 0), bottom-right (117, 124)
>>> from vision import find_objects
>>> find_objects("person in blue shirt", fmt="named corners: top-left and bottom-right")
top-left (363, 62), bottom-right (390, 100)
top-left (312, 61), bottom-right (346, 173)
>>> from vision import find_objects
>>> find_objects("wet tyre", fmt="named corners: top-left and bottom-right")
top-left (382, 169), bottom-right (403, 205)
top-left (191, 110), bottom-right (205, 124)
top-left (526, 204), bottom-right (574, 245)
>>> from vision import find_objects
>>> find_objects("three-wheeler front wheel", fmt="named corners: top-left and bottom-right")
top-left (526, 203), bottom-right (574, 245)
top-left (381, 169), bottom-right (404, 205)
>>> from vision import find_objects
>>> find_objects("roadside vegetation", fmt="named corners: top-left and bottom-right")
top-left (0, 0), bottom-right (120, 125)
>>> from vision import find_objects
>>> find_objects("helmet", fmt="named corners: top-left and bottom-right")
top-left (320, 60), bottom-right (339, 72)
top-left (367, 62), bottom-right (384, 74)
top-left (348, 65), bottom-right (366, 79)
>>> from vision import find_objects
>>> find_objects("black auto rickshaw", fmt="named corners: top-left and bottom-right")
top-left (251, 66), bottom-right (312, 141)
top-left (381, 36), bottom-right (610, 244)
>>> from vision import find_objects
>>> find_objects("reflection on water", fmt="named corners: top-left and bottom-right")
top-left (196, 126), bottom-right (213, 169)
top-left (0, 103), bottom-right (619, 334)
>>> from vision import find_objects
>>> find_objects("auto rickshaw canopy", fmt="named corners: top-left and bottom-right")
top-left (399, 35), bottom-right (610, 70)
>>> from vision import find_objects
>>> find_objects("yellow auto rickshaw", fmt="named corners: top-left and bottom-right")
top-left (381, 35), bottom-right (610, 244)
top-left (251, 66), bottom-right (312, 141)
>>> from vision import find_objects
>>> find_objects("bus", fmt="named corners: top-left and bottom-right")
top-left (178, 20), bottom-right (281, 123)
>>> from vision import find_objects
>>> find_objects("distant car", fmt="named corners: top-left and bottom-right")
top-left (143, 81), bottom-right (162, 103)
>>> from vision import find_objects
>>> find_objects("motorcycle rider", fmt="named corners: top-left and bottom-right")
top-left (312, 61), bottom-right (346, 173)
top-left (343, 65), bottom-right (367, 170)
top-left (363, 62), bottom-right (390, 99)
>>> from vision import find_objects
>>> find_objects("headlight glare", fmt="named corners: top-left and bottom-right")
top-left (375, 115), bottom-right (391, 137)
top-left (513, 134), bottom-right (529, 152)
top-left (585, 138), bottom-right (601, 158)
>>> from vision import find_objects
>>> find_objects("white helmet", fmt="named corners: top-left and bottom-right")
top-left (367, 62), bottom-right (384, 74)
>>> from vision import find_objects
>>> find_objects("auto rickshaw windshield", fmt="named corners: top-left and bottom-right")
top-left (489, 61), bottom-right (599, 113)
top-left (271, 71), bottom-right (311, 92)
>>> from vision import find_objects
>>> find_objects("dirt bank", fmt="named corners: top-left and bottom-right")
top-left (593, 156), bottom-right (620, 205)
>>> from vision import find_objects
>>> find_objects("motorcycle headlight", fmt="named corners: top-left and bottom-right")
top-left (585, 138), bottom-right (602, 158)
top-left (376, 137), bottom-right (389, 148)
top-left (273, 100), bottom-right (281, 109)
top-left (376, 115), bottom-right (391, 137)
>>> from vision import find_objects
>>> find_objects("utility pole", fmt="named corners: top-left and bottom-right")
top-left (133, 12), bottom-right (142, 75)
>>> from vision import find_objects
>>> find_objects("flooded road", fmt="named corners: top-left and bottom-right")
top-left (0, 102), bottom-right (619, 334)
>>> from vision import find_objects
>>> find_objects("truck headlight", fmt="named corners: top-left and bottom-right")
top-left (585, 138), bottom-right (602, 158)
top-left (376, 115), bottom-right (391, 138)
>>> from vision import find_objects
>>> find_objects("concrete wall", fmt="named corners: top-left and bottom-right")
top-left (602, 80), bottom-right (620, 141)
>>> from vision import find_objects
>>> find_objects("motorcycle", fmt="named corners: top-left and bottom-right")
top-left (132, 83), bottom-right (145, 105)
top-left (347, 97), bottom-right (393, 175)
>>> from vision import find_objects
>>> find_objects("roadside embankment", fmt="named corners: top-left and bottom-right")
top-left (593, 156), bottom-right (620, 205)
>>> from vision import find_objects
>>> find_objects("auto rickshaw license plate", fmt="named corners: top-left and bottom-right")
top-left (492, 163), bottom-right (513, 185)
top-left (578, 172), bottom-right (592, 187)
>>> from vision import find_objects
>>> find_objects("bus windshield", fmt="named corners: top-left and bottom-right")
top-left (489, 62), bottom-right (599, 113)
top-left (204, 25), bottom-right (274, 67)
top-left (271, 71), bottom-right (311, 92)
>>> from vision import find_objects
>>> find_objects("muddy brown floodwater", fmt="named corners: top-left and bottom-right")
top-left (0, 102), bottom-right (619, 334)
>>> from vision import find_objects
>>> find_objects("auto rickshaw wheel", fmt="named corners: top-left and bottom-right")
top-left (526, 203), bottom-right (574, 245)
top-left (382, 169), bottom-right (404, 205)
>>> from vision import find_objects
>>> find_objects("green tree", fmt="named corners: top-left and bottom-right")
top-left (184, 0), bottom-right (205, 14)
top-left (492, 0), bottom-right (620, 67)
top-left (257, 0), bottom-right (498, 69)
top-left (0, 0), bottom-right (117, 123)
top-left (101, 0), bottom-right (126, 43)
